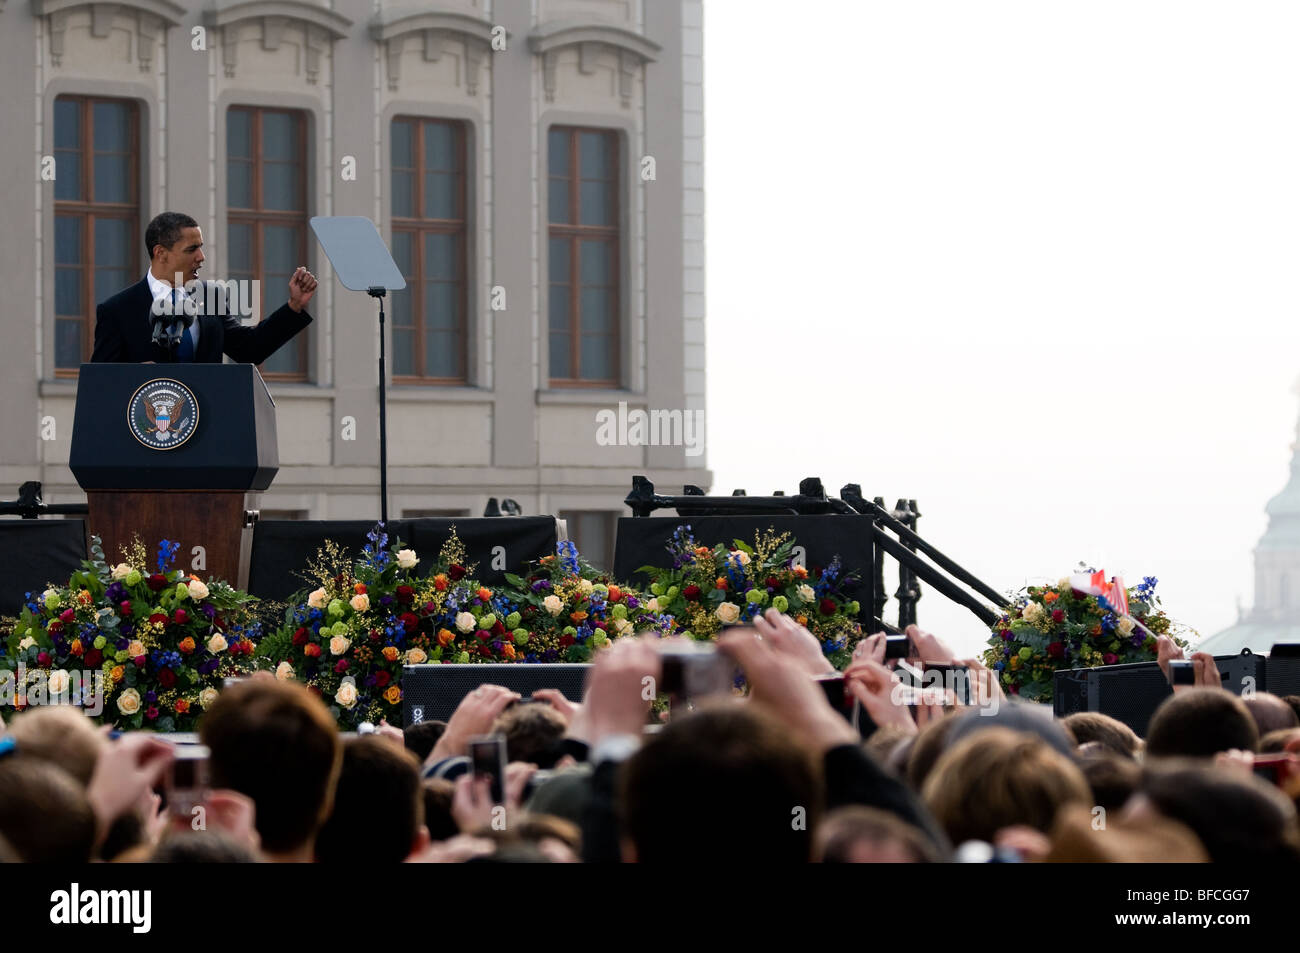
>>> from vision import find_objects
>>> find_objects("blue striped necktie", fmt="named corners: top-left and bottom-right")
top-left (174, 289), bottom-right (195, 361)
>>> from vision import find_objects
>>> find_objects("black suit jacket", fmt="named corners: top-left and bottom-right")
top-left (90, 278), bottom-right (312, 364)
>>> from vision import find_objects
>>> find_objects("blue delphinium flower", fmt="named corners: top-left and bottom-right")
top-left (557, 540), bottom-right (581, 575)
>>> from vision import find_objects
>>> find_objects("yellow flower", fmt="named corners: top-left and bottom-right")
top-left (110, 666), bottom-right (125, 683)
top-left (382, 646), bottom-right (399, 661)
top-left (405, 647), bottom-right (428, 664)
top-left (383, 685), bottom-right (401, 705)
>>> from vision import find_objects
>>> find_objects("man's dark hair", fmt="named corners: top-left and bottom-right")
top-left (1243, 693), bottom-right (1300, 737)
top-left (0, 756), bottom-right (97, 862)
top-left (1140, 760), bottom-right (1300, 863)
top-left (403, 720), bottom-right (448, 763)
top-left (421, 779), bottom-right (460, 842)
top-left (1260, 727), bottom-right (1300, 754)
top-left (620, 704), bottom-right (822, 864)
top-left (315, 737), bottom-right (424, 864)
top-left (1283, 695), bottom-right (1300, 725)
top-left (145, 211), bottom-right (199, 259)
top-left (491, 702), bottom-right (567, 768)
top-left (817, 805), bottom-right (941, 863)
top-left (1145, 688), bottom-right (1259, 758)
top-left (151, 831), bottom-right (257, 863)
top-left (200, 680), bottom-right (342, 855)
top-left (1077, 750), bottom-right (1142, 812)
top-left (1063, 712), bottom-right (1140, 758)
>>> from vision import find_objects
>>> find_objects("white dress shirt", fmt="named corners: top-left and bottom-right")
top-left (145, 270), bottom-right (201, 351)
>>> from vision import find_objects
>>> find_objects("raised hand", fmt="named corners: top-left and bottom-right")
top-left (287, 266), bottom-right (318, 313)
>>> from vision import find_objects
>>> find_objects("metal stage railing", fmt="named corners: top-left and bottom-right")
top-left (0, 482), bottom-right (88, 520)
top-left (623, 475), bottom-right (1005, 633)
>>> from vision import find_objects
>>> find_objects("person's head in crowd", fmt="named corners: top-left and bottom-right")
top-left (471, 814), bottom-right (582, 863)
top-left (816, 806), bottom-right (943, 863)
top-left (906, 709), bottom-right (967, 793)
top-left (7, 706), bottom-right (107, 786)
top-left (522, 763), bottom-right (594, 827)
top-left (619, 704), bottom-right (823, 863)
top-left (315, 737), bottom-right (428, 864)
top-left (200, 679), bottom-right (342, 861)
top-left (490, 702), bottom-right (567, 769)
top-left (99, 810), bottom-right (147, 862)
top-left (1044, 803), bottom-right (1209, 863)
top-left (1243, 693), bottom-right (1300, 737)
top-left (0, 756), bottom-right (98, 862)
top-left (944, 702), bottom-right (1076, 759)
top-left (1076, 750), bottom-right (1142, 813)
top-left (151, 830), bottom-right (258, 863)
top-left (1062, 712), bottom-right (1140, 759)
top-left (922, 727), bottom-right (1090, 846)
top-left (1145, 688), bottom-right (1259, 758)
top-left (403, 720), bottom-right (448, 764)
top-left (422, 779), bottom-right (461, 842)
top-left (1283, 695), bottom-right (1300, 725)
top-left (863, 724), bottom-right (915, 774)
top-left (1127, 760), bottom-right (1300, 863)
top-left (1260, 727), bottom-right (1300, 754)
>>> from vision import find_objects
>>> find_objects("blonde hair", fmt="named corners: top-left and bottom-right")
top-left (8, 706), bottom-right (106, 786)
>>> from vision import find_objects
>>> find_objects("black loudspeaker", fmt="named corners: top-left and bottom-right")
top-left (0, 520), bottom-right (88, 618)
top-left (1053, 650), bottom-right (1268, 737)
top-left (400, 663), bottom-right (590, 726)
top-left (1262, 649), bottom-right (1300, 698)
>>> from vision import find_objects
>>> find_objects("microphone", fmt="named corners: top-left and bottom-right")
top-left (149, 291), bottom-right (197, 353)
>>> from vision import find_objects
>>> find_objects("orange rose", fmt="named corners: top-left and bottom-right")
top-left (382, 646), bottom-right (399, 661)
top-left (178, 636), bottom-right (196, 654)
top-left (434, 574), bottom-right (448, 591)
top-left (695, 546), bottom-right (710, 556)
top-left (715, 577), bottom-right (728, 590)
top-left (438, 628), bottom-right (455, 647)
top-left (1044, 591), bottom-right (1059, 603)
top-left (383, 685), bottom-right (401, 705)
top-left (354, 582), bottom-right (367, 595)
top-left (1090, 624), bottom-right (1102, 636)
top-left (69, 639), bottom-right (84, 657)
top-left (502, 644), bottom-right (517, 660)
top-left (78, 589), bottom-right (93, 606)
top-left (607, 585), bottom-right (622, 602)
top-left (796, 614), bottom-right (808, 626)
top-left (793, 566), bottom-right (808, 579)
top-left (174, 699), bottom-right (190, 714)
top-left (477, 587), bottom-right (492, 602)
top-left (110, 666), bottom-right (124, 683)
top-left (570, 611), bottom-right (588, 622)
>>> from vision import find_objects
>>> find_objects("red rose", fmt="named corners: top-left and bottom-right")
top-left (303, 643), bottom-right (322, 658)
top-left (475, 629), bottom-right (491, 641)
top-left (1000, 629), bottom-right (1012, 641)
top-left (400, 612), bottom-right (419, 633)
top-left (85, 649), bottom-right (102, 667)
top-left (370, 629), bottom-right (381, 642)
top-left (59, 608), bottom-right (75, 623)
top-left (173, 609), bottom-right (188, 625)
top-left (396, 585), bottom-right (415, 605)
top-left (146, 573), bottom-right (168, 592)
top-left (36, 652), bottom-right (51, 668)
top-left (1103, 653), bottom-right (1119, 665)
top-left (47, 620), bottom-right (62, 634)
top-left (765, 576), bottom-right (780, 590)
top-left (133, 655), bottom-right (146, 667)
top-left (374, 671), bottom-right (391, 687)
top-left (491, 620), bottom-right (506, 637)
top-left (449, 565), bottom-right (467, 581)
top-left (242, 640), bottom-right (254, 655)
top-left (146, 706), bottom-right (159, 720)
top-left (682, 585), bottom-right (702, 601)
top-left (149, 613), bottom-right (168, 626)
top-left (120, 601), bottom-right (132, 614)
top-left (559, 634), bottom-right (575, 648)
top-left (1051, 609), bottom-right (1065, 623)
top-left (334, 660), bottom-right (349, 674)
top-left (819, 598), bottom-right (836, 616)
top-left (292, 627), bottom-right (308, 646)
top-left (594, 621), bottom-right (607, 631)
top-left (158, 668), bottom-right (177, 688)
top-left (1047, 642), bottom-right (1065, 659)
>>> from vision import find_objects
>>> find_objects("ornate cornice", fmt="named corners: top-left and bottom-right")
top-left (202, 1), bottom-right (353, 83)
top-left (32, 0), bottom-right (187, 70)
top-left (369, 7), bottom-right (497, 95)
top-left (528, 19), bottom-right (660, 106)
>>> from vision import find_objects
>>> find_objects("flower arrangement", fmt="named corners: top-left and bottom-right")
top-left (502, 540), bottom-right (662, 662)
top-left (982, 573), bottom-right (1188, 702)
top-left (634, 525), bottom-right (865, 669)
top-left (0, 538), bottom-right (260, 731)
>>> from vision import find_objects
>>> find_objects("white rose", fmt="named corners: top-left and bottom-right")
top-left (207, 634), bottom-right (228, 654)
top-left (543, 595), bottom-right (564, 617)
top-left (405, 647), bottom-right (428, 665)
top-left (645, 598), bottom-right (660, 613)
top-left (730, 550), bottom-right (751, 566)
top-left (275, 661), bottom-right (295, 681)
top-left (612, 618), bottom-right (634, 637)
top-left (797, 584), bottom-right (815, 602)
top-left (1022, 602), bottom-right (1045, 624)
top-left (116, 688), bottom-right (142, 715)
top-left (199, 687), bottom-right (219, 709)
top-left (350, 593), bottom-right (370, 612)
top-left (455, 611), bottom-right (477, 633)
top-left (578, 579), bottom-right (594, 595)
top-left (335, 679), bottom-right (359, 710)
top-left (1116, 617), bottom-right (1135, 637)
top-left (18, 636), bottom-right (35, 651)
top-left (329, 634), bottom-right (352, 656)
top-left (308, 588), bottom-right (328, 609)
top-left (188, 579), bottom-right (210, 600)
top-left (1057, 577), bottom-right (1071, 590)
top-left (397, 549), bottom-right (418, 569)
top-left (715, 602), bottom-right (741, 624)
top-left (46, 669), bottom-right (70, 695)
top-left (111, 563), bottom-right (132, 581)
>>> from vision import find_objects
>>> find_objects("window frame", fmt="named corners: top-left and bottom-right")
top-left (547, 125), bottom-right (621, 388)
top-left (52, 94), bottom-right (140, 377)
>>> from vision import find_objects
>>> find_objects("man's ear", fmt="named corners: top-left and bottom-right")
top-left (407, 825), bottom-right (431, 862)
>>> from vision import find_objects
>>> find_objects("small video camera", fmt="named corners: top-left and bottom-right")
top-left (659, 642), bottom-right (735, 700)
top-left (1168, 659), bottom-right (1195, 686)
top-left (884, 635), bottom-right (912, 660)
top-left (468, 734), bottom-right (508, 804)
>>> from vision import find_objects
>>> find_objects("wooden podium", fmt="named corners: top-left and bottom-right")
top-left (70, 364), bottom-right (279, 585)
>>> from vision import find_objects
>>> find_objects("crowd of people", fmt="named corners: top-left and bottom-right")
top-left (1, 607), bottom-right (1298, 863)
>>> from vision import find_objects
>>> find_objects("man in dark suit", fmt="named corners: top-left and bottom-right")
top-left (91, 211), bottom-right (318, 364)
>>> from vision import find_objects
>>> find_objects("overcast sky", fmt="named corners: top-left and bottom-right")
top-left (704, 0), bottom-right (1300, 658)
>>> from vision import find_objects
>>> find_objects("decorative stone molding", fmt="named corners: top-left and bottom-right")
top-left (369, 7), bottom-right (496, 95)
top-left (528, 19), bottom-right (659, 106)
top-left (31, 0), bottom-right (186, 71)
top-left (202, 1), bottom-right (352, 84)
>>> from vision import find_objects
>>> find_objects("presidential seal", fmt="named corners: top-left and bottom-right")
top-left (127, 379), bottom-right (199, 450)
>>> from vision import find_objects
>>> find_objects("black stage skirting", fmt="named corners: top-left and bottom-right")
top-left (247, 517), bottom-right (559, 602)
top-left (0, 520), bottom-right (88, 618)
top-left (612, 514), bottom-right (875, 626)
